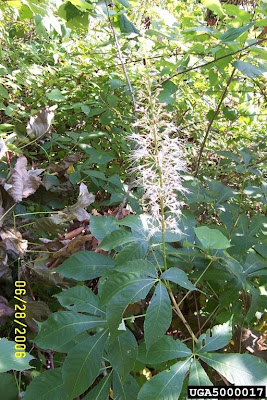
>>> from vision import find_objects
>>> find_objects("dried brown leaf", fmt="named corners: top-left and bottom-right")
top-left (0, 296), bottom-right (14, 317)
top-left (49, 152), bottom-right (83, 173)
top-left (6, 155), bottom-right (44, 202)
top-left (63, 183), bottom-right (95, 221)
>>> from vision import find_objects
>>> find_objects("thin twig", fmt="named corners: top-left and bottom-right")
top-left (195, 68), bottom-right (236, 176)
top-left (104, 1), bottom-right (138, 219)
top-left (158, 40), bottom-right (263, 87)
top-left (169, 291), bottom-right (198, 344)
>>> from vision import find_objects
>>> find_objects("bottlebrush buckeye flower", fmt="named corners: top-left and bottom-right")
top-left (128, 90), bottom-right (188, 235)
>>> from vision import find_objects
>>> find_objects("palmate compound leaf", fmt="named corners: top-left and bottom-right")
top-left (106, 328), bottom-right (138, 381)
top-left (196, 319), bottom-right (232, 353)
top-left (33, 311), bottom-right (106, 351)
top-left (137, 335), bottom-right (192, 364)
top-left (199, 353), bottom-right (267, 385)
top-left (144, 282), bottom-right (172, 350)
top-left (23, 368), bottom-right (68, 400)
top-left (55, 251), bottom-right (115, 280)
top-left (62, 329), bottom-right (109, 399)
top-left (137, 358), bottom-right (191, 400)
top-left (0, 338), bottom-right (34, 372)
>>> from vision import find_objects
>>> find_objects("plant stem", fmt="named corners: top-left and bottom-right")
top-left (169, 291), bottom-right (198, 344)
top-left (195, 68), bottom-right (236, 176)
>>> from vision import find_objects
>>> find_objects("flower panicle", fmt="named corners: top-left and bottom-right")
top-left (129, 94), bottom-right (188, 234)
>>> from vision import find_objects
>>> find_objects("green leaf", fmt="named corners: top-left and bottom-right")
top-left (107, 329), bottom-right (138, 380)
top-left (138, 336), bottom-right (192, 364)
top-left (100, 273), bottom-right (155, 339)
top-left (0, 338), bottom-right (34, 372)
top-left (0, 85), bottom-right (9, 99)
top-left (202, 0), bottom-right (225, 18)
top-left (196, 319), bottom-right (232, 353)
top-left (158, 81), bottom-right (177, 104)
top-left (62, 330), bottom-right (108, 399)
top-left (90, 215), bottom-right (119, 241)
top-left (99, 230), bottom-right (137, 251)
top-left (118, 0), bottom-right (131, 7)
top-left (83, 374), bottom-right (112, 400)
top-left (223, 258), bottom-right (247, 288)
top-left (46, 88), bottom-right (66, 102)
top-left (233, 60), bottom-right (266, 78)
top-left (222, 4), bottom-right (250, 23)
top-left (189, 359), bottom-right (213, 386)
top-left (120, 14), bottom-right (139, 35)
top-left (161, 267), bottom-right (196, 291)
top-left (33, 311), bottom-right (106, 351)
top-left (144, 282), bottom-right (172, 349)
top-left (114, 259), bottom-right (157, 278)
top-left (194, 227), bottom-right (231, 249)
top-left (55, 251), bottom-right (115, 280)
top-left (23, 369), bottom-right (68, 400)
top-left (199, 353), bottom-right (267, 385)
top-left (115, 241), bottom-right (149, 265)
top-left (223, 106), bottom-right (238, 121)
top-left (113, 372), bottom-right (140, 400)
top-left (221, 23), bottom-right (254, 42)
top-left (0, 373), bottom-right (18, 400)
top-left (54, 286), bottom-right (105, 316)
top-left (137, 359), bottom-right (191, 400)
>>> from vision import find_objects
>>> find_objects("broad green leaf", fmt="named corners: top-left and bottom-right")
top-left (115, 241), bottom-right (149, 265)
top-left (83, 374), bottom-right (112, 400)
top-left (23, 369), bottom-right (68, 400)
top-left (0, 373), bottom-right (18, 400)
top-left (118, 0), bottom-right (131, 7)
top-left (144, 282), bottom-right (172, 349)
top-left (114, 259), bottom-right (157, 278)
top-left (194, 227), bottom-right (231, 249)
top-left (120, 14), bottom-right (139, 34)
top-left (199, 353), bottom-right (267, 385)
top-left (161, 267), bottom-right (195, 291)
top-left (202, 0), bottom-right (225, 18)
top-left (113, 372), bottom-right (139, 400)
top-left (0, 85), bottom-right (9, 99)
top-left (137, 336), bottom-right (191, 364)
top-left (189, 359), bottom-right (213, 386)
top-left (223, 258), bottom-right (247, 288)
top-left (90, 215), bottom-right (119, 241)
top-left (0, 338), bottom-right (34, 372)
top-left (196, 319), bottom-right (232, 353)
top-left (233, 60), bottom-right (266, 78)
top-left (100, 272), bottom-right (155, 306)
top-left (100, 273), bottom-right (155, 338)
top-left (54, 286), bottom-right (105, 316)
top-left (107, 329), bottom-right (138, 380)
top-left (56, 251), bottom-right (115, 280)
top-left (33, 311), bottom-right (106, 351)
top-left (137, 359), bottom-right (191, 400)
top-left (221, 22), bottom-right (254, 42)
top-left (99, 229), bottom-right (137, 251)
top-left (222, 4), bottom-right (250, 23)
top-left (62, 330), bottom-right (109, 399)
top-left (158, 81), bottom-right (177, 104)
top-left (46, 88), bottom-right (66, 102)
